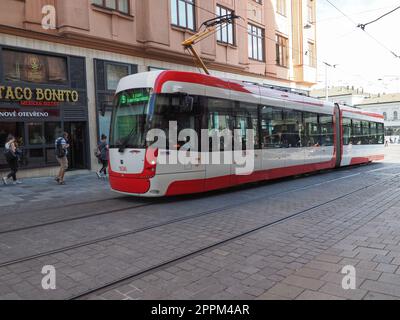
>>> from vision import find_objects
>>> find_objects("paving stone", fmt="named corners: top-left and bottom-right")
top-left (282, 275), bottom-right (325, 291)
top-left (294, 268), bottom-right (327, 280)
top-left (375, 263), bottom-right (398, 274)
top-left (296, 290), bottom-right (344, 300)
top-left (267, 283), bottom-right (304, 299)
top-left (319, 282), bottom-right (367, 300)
top-left (361, 280), bottom-right (400, 298)
top-left (363, 292), bottom-right (399, 300)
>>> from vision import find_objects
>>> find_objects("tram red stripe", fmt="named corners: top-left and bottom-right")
top-left (165, 160), bottom-right (336, 196)
top-left (109, 176), bottom-right (151, 194)
top-left (154, 71), bottom-right (250, 94)
top-left (350, 155), bottom-right (385, 165)
top-left (343, 109), bottom-right (384, 120)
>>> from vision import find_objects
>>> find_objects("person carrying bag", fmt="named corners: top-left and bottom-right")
top-left (2, 134), bottom-right (21, 185)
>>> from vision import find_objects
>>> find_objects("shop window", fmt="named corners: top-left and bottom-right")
top-left (106, 64), bottom-right (130, 91)
top-left (70, 57), bottom-right (86, 90)
top-left (45, 122), bottom-right (62, 145)
top-left (46, 148), bottom-right (57, 164)
top-left (94, 59), bottom-right (137, 140)
top-left (28, 123), bottom-right (44, 145)
top-left (3, 49), bottom-right (68, 85)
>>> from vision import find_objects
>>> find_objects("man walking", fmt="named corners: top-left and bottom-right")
top-left (55, 132), bottom-right (69, 185)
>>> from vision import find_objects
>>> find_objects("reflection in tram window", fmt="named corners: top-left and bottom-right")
top-left (282, 110), bottom-right (302, 148)
top-left (303, 112), bottom-right (319, 147)
top-left (260, 106), bottom-right (284, 149)
top-left (343, 118), bottom-right (352, 145)
top-left (351, 120), bottom-right (362, 145)
top-left (236, 102), bottom-right (259, 150)
top-left (207, 98), bottom-right (233, 151)
top-left (151, 94), bottom-right (200, 150)
top-left (319, 115), bottom-right (334, 146)
top-left (343, 118), bottom-right (384, 145)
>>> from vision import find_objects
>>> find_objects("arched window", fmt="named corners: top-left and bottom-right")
top-left (383, 112), bottom-right (387, 121)
top-left (394, 111), bottom-right (398, 121)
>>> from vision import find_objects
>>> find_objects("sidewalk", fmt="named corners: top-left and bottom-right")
top-left (0, 171), bottom-right (115, 212)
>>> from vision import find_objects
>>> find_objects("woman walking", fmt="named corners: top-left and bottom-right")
top-left (2, 134), bottom-right (21, 185)
top-left (97, 134), bottom-right (109, 178)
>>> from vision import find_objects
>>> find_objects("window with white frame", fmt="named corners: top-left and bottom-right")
top-left (276, 34), bottom-right (289, 67)
top-left (216, 5), bottom-right (234, 45)
top-left (171, 0), bottom-right (195, 30)
top-left (307, 41), bottom-right (316, 67)
top-left (248, 24), bottom-right (264, 61)
top-left (277, 0), bottom-right (286, 16)
top-left (307, 0), bottom-right (315, 23)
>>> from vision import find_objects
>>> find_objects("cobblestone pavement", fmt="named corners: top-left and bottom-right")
top-left (0, 146), bottom-right (399, 300)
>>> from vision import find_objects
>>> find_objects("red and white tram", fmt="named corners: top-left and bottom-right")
top-left (108, 71), bottom-right (385, 197)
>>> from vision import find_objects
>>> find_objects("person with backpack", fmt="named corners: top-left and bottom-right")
top-left (2, 134), bottom-right (21, 185)
top-left (55, 132), bottom-right (70, 185)
top-left (96, 134), bottom-right (109, 178)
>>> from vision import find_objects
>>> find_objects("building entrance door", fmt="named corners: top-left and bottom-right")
top-left (64, 122), bottom-right (88, 170)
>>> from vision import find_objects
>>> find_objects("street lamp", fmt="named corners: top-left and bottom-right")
top-left (323, 62), bottom-right (338, 101)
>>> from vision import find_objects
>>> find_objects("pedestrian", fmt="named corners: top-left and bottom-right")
top-left (2, 134), bottom-right (22, 185)
top-left (55, 132), bottom-right (70, 185)
top-left (96, 134), bottom-right (109, 178)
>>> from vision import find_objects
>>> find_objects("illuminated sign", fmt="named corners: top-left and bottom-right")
top-left (0, 86), bottom-right (79, 103)
top-left (120, 92), bottom-right (150, 105)
top-left (0, 108), bottom-right (60, 119)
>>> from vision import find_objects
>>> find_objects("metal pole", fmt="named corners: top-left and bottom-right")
top-left (325, 63), bottom-right (329, 101)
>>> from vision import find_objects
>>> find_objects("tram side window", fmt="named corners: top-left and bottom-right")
top-left (351, 120), bottom-right (362, 145)
top-left (370, 122), bottom-right (378, 144)
top-left (343, 118), bottom-right (352, 145)
top-left (377, 123), bottom-right (384, 144)
top-left (319, 115), bottom-right (334, 146)
top-left (235, 102), bottom-right (260, 150)
top-left (151, 94), bottom-right (200, 150)
top-left (207, 98), bottom-right (234, 151)
top-left (361, 121), bottom-right (371, 145)
top-left (282, 110), bottom-right (302, 148)
top-left (260, 106), bottom-right (284, 148)
top-left (303, 112), bottom-right (319, 147)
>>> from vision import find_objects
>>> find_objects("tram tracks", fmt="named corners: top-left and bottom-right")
top-left (0, 163), bottom-right (380, 236)
top-left (0, 170), bottom-right (394, 271)
top-left (69, 174), bottom-right (400, 300)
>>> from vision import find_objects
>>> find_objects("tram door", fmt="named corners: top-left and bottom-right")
top-left (205, 98), bottom-right (233, 190)
top-left (232, 103), bottom-right (262, 184)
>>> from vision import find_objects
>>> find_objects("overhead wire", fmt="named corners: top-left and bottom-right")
top-left (324, 0), bottom-right (400, 59)
top-left (189, 1), bottom-right (373, 85)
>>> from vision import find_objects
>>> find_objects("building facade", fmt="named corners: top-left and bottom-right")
top-left (310, 86), bottom-right (368, 107)
top-left (0, 0), bottom-right (317, 177)
top-left (355, 94), bottom-right (400, 139)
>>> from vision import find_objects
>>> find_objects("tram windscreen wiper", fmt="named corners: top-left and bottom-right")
top-left (118, 128), bottom-right (136, 153)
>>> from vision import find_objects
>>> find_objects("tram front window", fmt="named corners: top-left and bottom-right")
top-left (110, 88), bottom-right (150, 149)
